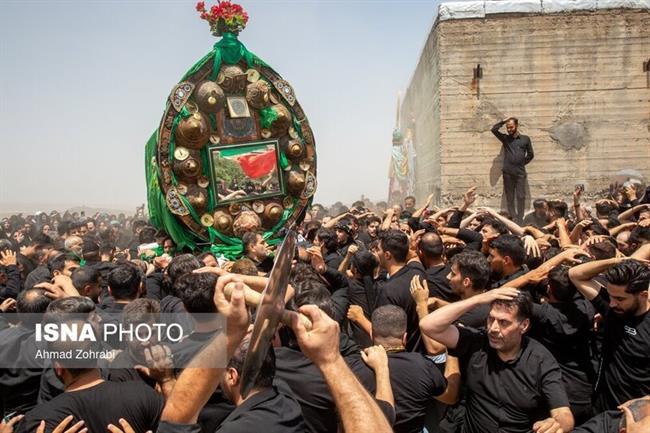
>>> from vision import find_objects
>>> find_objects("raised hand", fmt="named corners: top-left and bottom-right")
top-left (361, 345), bottom-right (389, 372)
top-left (0, 250), bottom-right (17, 267)
top-left (410, 276), bottom-right (429, 305)
top-left (291, 305), bottom-right (341, 367)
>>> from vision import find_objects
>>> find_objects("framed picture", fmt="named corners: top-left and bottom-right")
top-left (207, 140), bottom-right (285, 205)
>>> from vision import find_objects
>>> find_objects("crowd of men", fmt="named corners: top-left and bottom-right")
top-left (0, 179), bottom-right (649, 433)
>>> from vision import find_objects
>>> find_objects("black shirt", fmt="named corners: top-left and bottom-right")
top-left (590, 291), bottom-right (650, 412)
top-left (490, 267), bottom-right (527, 289)
top-left (274, 334), bottom-right (375, 433)
top-left (18, 380), bottom-right (164, 433)
top-left (571, 410), bottom-right (621, 433)
top-left (215, 386), bottom-right (305, 433)
top-left (449, 326), bottom-right (570, 433)
top-left (523, 212), bottom-right (549, 228)
top-left (387, 351), bottom-right (447, 433)
top-left (491, 121), bottom-right (534, 176)
top-left (346, 278), bottom-right (376, 348)
top-left (425, 264), bottom-right (458, 303)
top-left (376, 262), bottom-right (427, 352)
top-left (529, 301), bottom-right (595, 407)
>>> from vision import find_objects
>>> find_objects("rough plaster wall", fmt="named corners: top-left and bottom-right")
top-left (401, 29), bottom-right (442, 204)
top-left (405, 9), bottom-right (650, 209)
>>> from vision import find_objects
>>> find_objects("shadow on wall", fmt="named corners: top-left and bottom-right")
top-left (489, 148), bottom-right (532, 213)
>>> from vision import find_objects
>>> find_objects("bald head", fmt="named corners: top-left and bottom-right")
top-left (418, 232), bottom-right (444, 261)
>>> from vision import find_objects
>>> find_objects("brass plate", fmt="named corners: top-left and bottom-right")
top-left (229, 203), bottom-right (242, 215)
top-left (299, 160), bottom-right (311, 171)
top-left (197, 176), bottom-right (210, 188)
top-left (283, 196), bottom-right (294, 209)
top-left (200, 213), bottom-right (215, 227)
top-left (246, 69), bottom-right (260, 83)
top-left (252, 201), bottom-right (265, 214)
top-left (209, 134), bottom-right (220, 145)
top-left (174, 147), bottom-right (190, 161)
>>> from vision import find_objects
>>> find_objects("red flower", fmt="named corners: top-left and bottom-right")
top-left (195, 1), bottom-right (205, 12)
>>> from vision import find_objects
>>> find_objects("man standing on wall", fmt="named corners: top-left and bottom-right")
top-left (491, 117), bottom-right (534, 223)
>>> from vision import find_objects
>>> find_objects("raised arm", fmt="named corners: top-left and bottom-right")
top-left (412, 194), bottom-right (434, 219)
top-left (568, 257), bottom-right (620, 301)
top-left (161, 275), bottom-right (249, 424)
top-left (410, 276), bottom-right (447, 355)
top-left (478, 207), bottom-right (525, 236)
top-left (291, 305), bottom-right (393, 433)
top-left (419, 288), bottom-right (519, 349)
top-left (491, 119), bottom-right (508, 141)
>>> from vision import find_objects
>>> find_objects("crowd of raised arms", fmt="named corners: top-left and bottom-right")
top-left (0, 180), bottom-right (649, 433)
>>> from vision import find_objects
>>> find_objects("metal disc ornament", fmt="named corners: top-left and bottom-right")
top-left (145, 1), bottom-right (316, 255)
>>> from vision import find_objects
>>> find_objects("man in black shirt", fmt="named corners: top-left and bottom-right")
top-left (523, 199), bottom-right (550, 228)
top-left (417, 232), bottom-right (456, 302)
top-left (375, 231), bottom-right (426, 352)
top-left (218, 335), bottom-right (306, 433)
top-left (489, 234), bottom-right (527, 288)
top-left (446, 250), bottom-right (492, 328)
top-left (421, 289), bottom-right (574, 433)
top-left (491, 117), bottom-right (534, 223)
top-left (569, 258), bottom-right (650, 413)
top-left (18, 319), bottom-right (164, 433)
top-left (242, 231), bottom-right (273, 274)
top-left (371, 305), bottom-right (456, 433)
top-left (529, 265), bottom-right (595, 424)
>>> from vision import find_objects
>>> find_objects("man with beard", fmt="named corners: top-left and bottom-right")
top-left (420, 289), bottom-right (574, 433)
top-left (445, 250), bottom-right (492, 327)
top-left (569, 258), bottom-right (650, 413)
top-left (358, 216), bottom-right (381, 246)
top-left (242, 231), bottom-right (273, 274)
top-left (488, 234), bottom-right (527, 288)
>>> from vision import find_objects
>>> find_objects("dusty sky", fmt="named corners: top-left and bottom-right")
top-left (0, 0), bottom-right (446, 212)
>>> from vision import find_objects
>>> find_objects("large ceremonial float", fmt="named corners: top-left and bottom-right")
top-left (145, 2), bottom-right (316, 257)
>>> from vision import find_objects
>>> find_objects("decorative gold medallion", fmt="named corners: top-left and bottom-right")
top-left (197, 176), bottom-right (210, 188)
top-left (246, 69), bottom-right (260, 83)
top-left (174, 147), bottom-right (190, 161)
top-left (209, 134), bottom-right (220, 145)
top-left (200, 213), bottom-right (215, 227)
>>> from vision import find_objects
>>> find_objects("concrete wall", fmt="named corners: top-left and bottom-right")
top-left (402, 9), bottom-right (650, 209)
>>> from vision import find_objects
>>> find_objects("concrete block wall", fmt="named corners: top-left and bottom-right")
top-left (402, 9), bottom-right (650, 209)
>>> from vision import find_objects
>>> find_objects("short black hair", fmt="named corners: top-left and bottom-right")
top-left (316, 228), bottom-right (338, 255)
top-left (547, 265), bottom-right (577, 302)
top-left (418, 232), bottom-right (443, 259)
top-left (17, 287), bottom-right (51, 314)
top-left (586, 238), bottom-right (617, 260)
top-left (350, 251), bottom-right (379, 278)
top-left (242, 231), bottom-right (260, 254)
top-left (605, 260), bottom-right (650, 294)
top-left (532, 199), bottom-right (547, 209)
top-left (46, 296), bottom-right (96, 315)
top-left (548, 200), bottom-right (568, 218)
top-left (107, 264), bottom-right (141, 300)
top-left (123, 298), bottom-right (160, 327)
top-left (47, 253), bottom-right (80, 275)
top-left (371, 305), bottom-right (407, 340)
top-left (173, 272), bottom-right (217, 314)
top-left (491, 291), bottom-right (532, 322)
top-left (166, 254), bottom-right (202, 286)
top-left (293, 284), bottom-right (335, 319)
top-left (491, 234), bottom-right (526, 267)
top-left (228, 336), bottom-right (275, 390)
top-left (378, 230), bottom-right (409, 263)
top-left (450, 250), bottom-right (490, 290)
top-left (481, 217), bottom-right (508, 235)
top-left (71, 267), bottom-right (100, 291)
top-left (629, 225), bottom-right (650, 248)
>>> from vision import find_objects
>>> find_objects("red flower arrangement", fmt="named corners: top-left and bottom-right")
top-left (196, 1), bottom-right (249, 36)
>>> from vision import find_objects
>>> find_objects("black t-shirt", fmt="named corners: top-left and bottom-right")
top-left (0, 324), bottom-right (43, 415)
top-left (157, 421), bottom-right (201, 433)
top-left (18, 380), bottom-right (164, 433)
top-left (215, 386), bottom-right (305, 433)
top-left (376, 262), bottom-right (427, 352)
top-left (425, 264), bottom-right (458, 303)
top-left (572, 410), bottom-right (621, 433)
top-left (590, 292), bottom-right (650, 412)
top-left (456, 304), bottom-right (490, 329)
top-left (387, 351), bottom-right (447, 433)
top-left (529, 301), bottom-right (595, 406)
top-left (346, 278), bottom-right (376, 348)
top-left (274, 334), bottom-right (375, 433)
top-left (449, 326), bottom-right (570, 433)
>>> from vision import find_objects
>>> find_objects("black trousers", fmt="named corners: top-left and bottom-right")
top-left (503, 172), bottom-right (526, 223)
